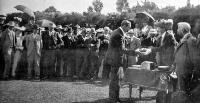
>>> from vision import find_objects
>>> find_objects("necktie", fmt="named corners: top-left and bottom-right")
top-left (13, 32), bottom-right (15, 48)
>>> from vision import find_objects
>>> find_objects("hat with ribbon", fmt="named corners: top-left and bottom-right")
top-left (15, 26), bottom-right (26, 31)
top-left (56, 25), bottom-right (63, 29)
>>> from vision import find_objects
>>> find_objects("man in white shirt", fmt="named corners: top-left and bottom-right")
top-left (12, 26), bottom-right (25, 78)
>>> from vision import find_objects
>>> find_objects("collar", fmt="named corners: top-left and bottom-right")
top-left (180, 33), bottom-right (192, 43)
top-left (161, 32), bottom-right (166, 39)
top-left (175, 33), bottom-right (192, 53)
top-left (119, 27), bottom-right (125, 35)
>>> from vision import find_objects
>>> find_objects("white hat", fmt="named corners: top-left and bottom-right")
top-left (56, 25), bottom-right (63, 29)
top-left (148, 29), bottom-right (157, 34)
top-left (15, 26), bottom-right (26, 31)
top-left (96, 28), bottom-right (104, 33)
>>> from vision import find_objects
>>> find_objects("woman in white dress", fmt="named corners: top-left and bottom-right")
top-left (12, 26), bottom-right (26, 77)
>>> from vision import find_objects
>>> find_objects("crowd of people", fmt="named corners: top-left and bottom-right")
top-left (0, 16), bottom-right (114, 81)
top-left (0, 13), bottom-right (200, 102)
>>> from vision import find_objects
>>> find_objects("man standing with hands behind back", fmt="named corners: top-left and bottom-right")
top-left (105, 20), bottom-right (144, 102)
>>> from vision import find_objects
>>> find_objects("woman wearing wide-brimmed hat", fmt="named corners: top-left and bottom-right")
top-left (12, 26), bottom-right (26, 78)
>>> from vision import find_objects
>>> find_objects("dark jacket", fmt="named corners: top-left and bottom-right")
top-left (152, 31), bottom-right (177, 66)
top-left (105, 28), bottom-right (137, 67)
top-left (1, 29), bottom-right (15, 53)
top-left (62, 35), bottom-right (71, 49)
top-left (42, 31), bottom-right (56, 50)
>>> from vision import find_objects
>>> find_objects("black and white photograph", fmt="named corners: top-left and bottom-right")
top-left (0, 0), bottom-right (200, 103)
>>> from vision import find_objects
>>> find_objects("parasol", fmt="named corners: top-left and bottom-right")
top-left (35, 19), bottom-right (56, 27)
top-left (14, 5), bottom-right (35, 18)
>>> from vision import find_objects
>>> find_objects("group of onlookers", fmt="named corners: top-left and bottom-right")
top-left (104, 18), bottom-right (200, 103)
top-left (0, 14), bottom-right (200, 102)
top-left (0, 16), bottom-right (112, 81)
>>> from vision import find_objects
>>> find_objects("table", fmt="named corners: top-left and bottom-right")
top-left (124, 66), bottom-right (174, 100)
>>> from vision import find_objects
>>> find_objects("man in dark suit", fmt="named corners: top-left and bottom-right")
top-left (41, 24), bottom-right (58, 79)
top-left (105, 20), bottom-right (141, 102)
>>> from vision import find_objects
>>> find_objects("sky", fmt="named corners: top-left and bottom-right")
top-left (0, 0), bottom-right (200, 15)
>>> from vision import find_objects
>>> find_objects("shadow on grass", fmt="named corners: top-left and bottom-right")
top-left (71, 96), bottom-right (156, 103)
top-left (72, 79), bottom-right (109, 87)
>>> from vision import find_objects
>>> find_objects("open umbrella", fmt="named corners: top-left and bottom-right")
top-left (35, 19), bottom-right (56, 27)
top-left (135, 12), bottom-right (155, 22)
top-left (14, 5), bottom-right (35, 18)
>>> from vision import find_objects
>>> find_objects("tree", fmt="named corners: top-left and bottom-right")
top-left (160, 6), bottom-right (176, 14)
top-left (116, 0), bottom-right (129, 13)
top-left (87, 6), bottom-right (94, 13)
top-left (44, 6), bottom-right (57, 13)
top-left (92, 0), bottom-right (103, 13)
top-left (131, 1), bottom-right (158, 13)
top-left (142, 1), bottom-right (158, 13)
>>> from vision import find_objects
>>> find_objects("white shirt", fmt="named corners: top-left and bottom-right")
top-left (161, 32), bottom-right (166, 46)
top-left (119, 27), bottom-right (125, 35)
top-left (49, 30), bottom-right (55, 36)
top-left (141, 25), bottom-right (149, 35)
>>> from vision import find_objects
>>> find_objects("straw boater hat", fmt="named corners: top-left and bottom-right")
top-left (6, 21), bottom-right (15, 27)
top-left (56, 25), bottom-right (63, 29)
top-left (155, 19), bottom-right (173, 30)
top-left (49, 23), bottom-right (56, 28)
top-left (127, 29), bottom-right (134, 34)
top-left (75, 24), bottom-right (80, 28)
top-left (0, 14), bottom-right (6, 20)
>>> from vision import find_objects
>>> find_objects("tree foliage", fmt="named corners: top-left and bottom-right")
top-left (87, 6), bottom-right (94, 13)
top-left (116, 0), bottom-right (129, 13)
top-left (92, 0), bottom-right (103, 13)
top-left (44, 6), bottom-right (57, 13)
top-left (131, 1), bottom-right (158, 13)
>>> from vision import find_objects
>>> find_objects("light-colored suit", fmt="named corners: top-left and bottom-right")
top-left (26, 33), bottom-right (43, 77)
top-left (26, 34), bottom-right (43, 57)
top-left (1, 29), bottom-right (15, 78)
